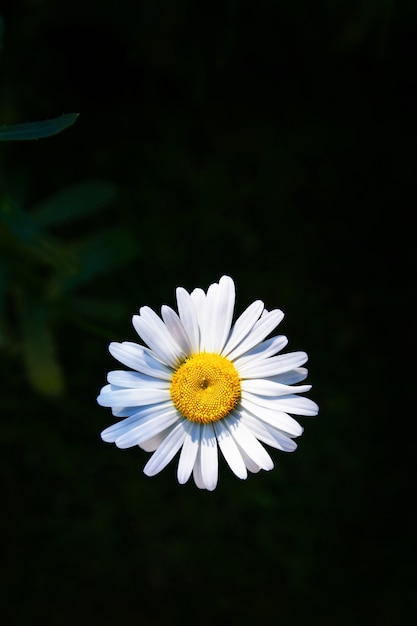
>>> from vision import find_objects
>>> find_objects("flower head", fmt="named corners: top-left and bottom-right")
top-left (97, 276), bottom-right (318, 490)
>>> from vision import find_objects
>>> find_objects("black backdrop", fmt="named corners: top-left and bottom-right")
top-left (1, 2), bottom-right (415, 625)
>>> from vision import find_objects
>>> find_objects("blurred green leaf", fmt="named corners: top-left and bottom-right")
top-left (0, 113), bottom-right (79, 141)
top-left (1, 193), bottom-right (42, 243)
top-left (19, 300), bottom-right (64, 396)
top-left (63, 228), bottom-right (137, 290)
top-left (0, 194), bottom-right (78, 273)
top-left (31, 180), bottom-right (118, 227)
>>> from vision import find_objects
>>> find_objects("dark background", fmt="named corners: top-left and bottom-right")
top-left (1, 1), bottom-right (415, 624)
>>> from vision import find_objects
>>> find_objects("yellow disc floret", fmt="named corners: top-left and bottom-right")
top-left (170, 353), bottom-right (241, 424)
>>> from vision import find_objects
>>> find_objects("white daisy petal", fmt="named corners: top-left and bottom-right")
top-left (226, 309), bottom-right (284, 361)
top-left (190, 287), bottom-right (206, 351)
top-left (222, 300), bottom-right (264, 357)
top-left (101, 401), bottom-right (174, 442)
top-left (271, 367), bottom-right (308, 385)
top-left (107, 370), bottom-right (170, 389)
top-left (200, 424), bottom-right (219, 491)
top-left (132, 308), bottom-right (183, 367)
top-left (233, 335), bottom-right (288, 367)
top-left (226, 414), bottom-right (274, 471)
top-left (139, 426), bottom-right (174, 452)
top-left (192, 446), bottom-right (205, 489)
top-left (143, 420), bottom-right (188, 477)
top-left (237, 445), bottom-right (262, 473)
top-left (241, 378), bottom-right (311, 396)
top-left (176, 287), bottom-right (200, 353)
top-left (204, 275), bottom-right (235, 353)
top-left (197, 283), bottom-right (216, 351)
top-left (177, 422), bottom-right (201, 484)
top-left (275, 395), bottom-right (319, 416)
top-left (111, 406), bottom-right (140, 418)
top-left (98, 383), bottom-right (112, 396)
top-left (239, 396), bottom-right (303, 436)
top-left (101, 385), bottom-right (149, 417)
top-left (242, 391), bottom-right (319, 416)
top-left (109, 342), bottom-right (172, 380)
top-left (240, 412), bottom-right (298, 452)
top-left (97, 275), bottom-right (318, 490)
top-left (237, 351), bottom-right (308, 378)
top-left (161, 305), bottom-right (193, 355)
top-left (97, 387), bottom-right (171, 408)
top-left (213, 420), bottom-right (247, 479)
top-left (115, 408), bottom-right (180, 449)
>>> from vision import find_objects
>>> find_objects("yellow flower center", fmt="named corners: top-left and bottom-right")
top-left (170, 353), bottom-right (241, 424)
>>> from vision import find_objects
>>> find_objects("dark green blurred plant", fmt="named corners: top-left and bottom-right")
top-left (0, 178), bottom-right (137, 396)
top-left (0, 113), bottom-right (79, 141)
top-left (0, 114), bottom-right (136, 396)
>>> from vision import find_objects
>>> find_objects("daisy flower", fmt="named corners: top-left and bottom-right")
top-left (97, 276), bottom-right (318, 491)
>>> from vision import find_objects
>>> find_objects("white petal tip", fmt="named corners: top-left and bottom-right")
top-left (100, 430), bottom-right (115, 443)
top-left (96, 395), bottom-right (110, 407)
top-left (305, 401), bottom-right (319, 416)
top-left (108, 342), bottom-right (122, 356)
top-left (115, 440), bottom-right (134, 450)
top-left (285, 441), bottom-right (298, 452)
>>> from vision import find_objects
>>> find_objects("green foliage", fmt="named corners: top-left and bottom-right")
top-left (0, 182), bottom-right (137, 396)
top-left (0, 193), bottom-right (78, 273)
top-left (18, 299), bottom-right (65, 395)
top-left (32, 180), bottom-right (118, 227)
top-left (0, 85), bottom-right (135, 396)
top-left (0, 113), bottom-right (79, 141)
